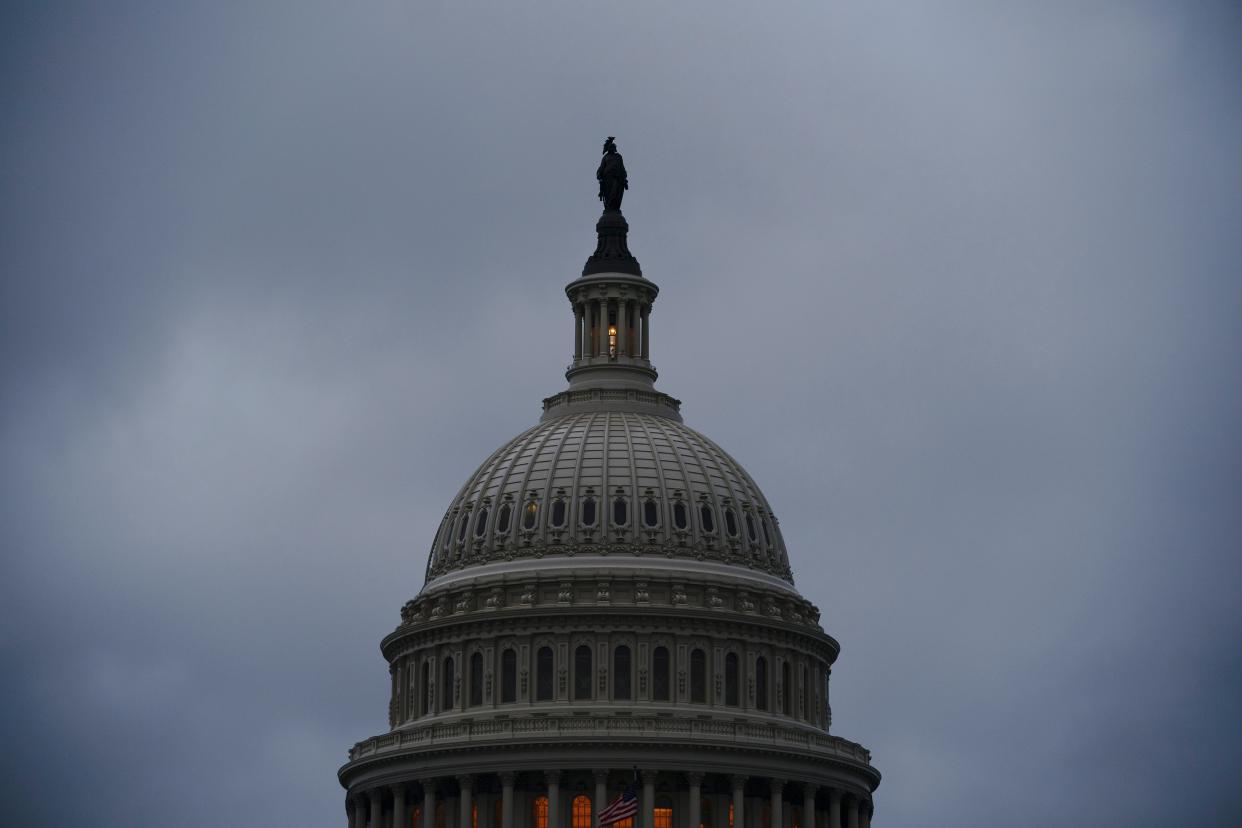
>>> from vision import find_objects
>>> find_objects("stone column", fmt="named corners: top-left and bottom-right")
top-left (597, 299), bottom-right (608, 357)
top-left (459, 776), bottom-right (475, 828)
top-left (547, 771), bottom-right (562, 828)
top-left (500, 773), bottom-right (516, 828)
top-left (770, 780), bottom-right (783, 828)
top-left (370, 789), bottom-right (384, 828)
top-left (424, 783), bottom-right (438, 828)
top-left (617, 299), bottom-right (628, 357)
top-left (641, 771), bottom-right (657, 828)
top-left (348, 797), bottom-right (359, 828)
top-left (687, 773), bottom-right (703, 828)
top-left (858, 801), bottom-right (870, 828)
top-left (574, 303), bottom-right (584, 361)
top-left (640, 305), bottom-right (650, 360)
top-left (845, 796), bottom-right (858, 828)
top-left (593, 770), bottom-right (609, 828)
top-left (802, 787), bottom-right (815, 828)
top-left (730, 776), bottom-right (745, 828)
top-left (826, 790), bottom-right (839, 828)
top-left (393, 786), bottom-right (407, 828)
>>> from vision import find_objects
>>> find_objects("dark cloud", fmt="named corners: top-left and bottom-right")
top-left (3, 2), bottom-right (1240, 825)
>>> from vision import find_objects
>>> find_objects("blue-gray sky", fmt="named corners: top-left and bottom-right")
top-left (2, 2), bottom-right (1240, 825)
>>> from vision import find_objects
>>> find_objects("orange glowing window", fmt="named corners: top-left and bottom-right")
top-left (573, 795), bottom-right (592, 828)
top-left (473, 803), bottom-right (478, 828)
top-left (654, 798), bottom-right (673, 828)
top-left (614, 818), bottom-right (633, 828)
top-left (729, 803), bottom-right (734, 828)
top-left (412, 806), bottom-right (422, 828)
top-left (533, 796), bottom-right (549, 828)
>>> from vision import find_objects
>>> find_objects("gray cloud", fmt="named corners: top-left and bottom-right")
top-left (2, 2), bottom-right (1240, 825)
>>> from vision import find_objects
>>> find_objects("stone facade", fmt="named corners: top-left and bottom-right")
top-left (339, 188), bottom-right (879, 827)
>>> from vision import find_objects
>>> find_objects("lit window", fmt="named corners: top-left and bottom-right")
top-left (473, 804), bottom-right (478, 828)
top-left (654, 797), bottom-right (673, 828)
top-left (608, 324), bottom-right (617, 357)
top-left (573, 795), bottom-right (592, 828)
top-left (523, 501), bottom-right (538, 530)
top-left (729, 803), bottom-right (734, 828)
top-left (413, 806), bottom-right (422, 828)
top-left (533, 796), bottom-right (549, 828)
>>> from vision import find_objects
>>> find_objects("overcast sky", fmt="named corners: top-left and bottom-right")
top-left (2, 2), bottom-right (1240, 826)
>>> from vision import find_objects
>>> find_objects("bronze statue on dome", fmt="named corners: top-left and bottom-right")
top-left (596, 136), bottom-right (628, 211)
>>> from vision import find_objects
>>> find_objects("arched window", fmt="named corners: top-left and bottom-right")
top-left (673, 502), bottom-right (688, 530)
top-left (523, 501), bottom-right (538, 530)
top-left (581, 496), bottom-right (597, 527)
top-left (572, 795), bottom-right (592, 828)
top-left (699, 504), bottom-right (715, 533)
top-left (533, 796), bottom-right (549, 828)
top-left (412, 805), bottom-right (422, 828)
top-left (729, 803), bottom-right (734, 828)
top-left (652, 646), bottom-right (670, 701)
top-left (643, 499), bottom-right (659, 527)
top-left (755, 656), bottom-right (768, 711)
top-left (442, 656), bottom-right (455, 710)
top-left (474, 508), bottom-right (489, 537)
top-left (613, 645), bottom-right (632, 700)
top-left (781, 660), bottom-right (792, 715)
top-left (496, 502), bottom-right (511, 533)
top-left (501, 648), bottom-right (517, 703)
top-left (724, 507), bottom-right (738, 537)
top-left (420, 660), bottom-right (430, 716)
top-left (745, 513), bottom-right (758, 542)
top-left (725, 652), bottom-right (739, 706)
top-left (690, 648), bottom-right (707, 703)
top-left (551, 499), bottom-right (567, 527)
top-left (762, 518), bottom-right (772, 545)
top-left (473, 804), bottom-right (478, 828)
top-left (575, 644), bottom-right (593, 700)
top-left (457, 513), bottom-right (469, 541)
top-left (654, 796), bottom-right (673, 828)
top-left (469, 651), bottom-right (483, 707)
top-left (613, 496), bottom-right (628, 526)
top-left (536, 646), bottom-right (554, 701)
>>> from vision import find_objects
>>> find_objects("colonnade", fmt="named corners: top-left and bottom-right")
top-left (347, 771), bottom-right (872, 828)
top-left (573, 298), bottom-right (649, 362)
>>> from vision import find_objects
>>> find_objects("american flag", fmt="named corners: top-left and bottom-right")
top-left (597, 788), bottom-right (639, 827)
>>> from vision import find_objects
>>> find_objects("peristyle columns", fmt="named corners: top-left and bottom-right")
top-left (731, 776), bottom-right (745, 828)
top-left (547, 771), bottom-right (562, 828)
top-left (501, 772), bottom-right (516, 828)
top-left (393, 786), bottom-right (407, 828)
top-left (687, 773), bottom-right (703, 828)
top-left (458, 776), bottom-right (474, 828)
top-left (770, 780), bottom-right (783, 828)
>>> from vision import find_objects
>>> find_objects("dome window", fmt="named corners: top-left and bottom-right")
top-left (581, 496), bottom-right (597, 527)
top-left (442, 656), bottom-right (455, 710)
top-left (457, 512), bottom-right (469, 542)
top-left (762, 517), bottom-right (772, 545)
top-left (755, 656), bottom-right (769, 711)
top-left (690, 648), bottom-right (707, 703)
top-left (745, 513), bottom-right (758, 542)
top-left (536, 647), bottom-right (554, 701)
top-left (496, 503), bottom-right (511, 534)
top-left (724, 507), bottom-right (738, 537)
top-left (469, 652), bottom-right (484, 707)
top-left (501, 649), bottom-right (517, 703)
top-left (672, 501), bottom-right (688, 530)
top-left (699, 504), bottom-right (716, 534)
top-left (551, 499), bottom-right (566, 528)
top-left (474, 508), bottom-right (489, 538)
top-left (574, 644), bottom-right (593, 700)
top-left (523, 501), bottom-right (538, 530)
top-left (725, 653), bottom-right (739, 706)
top-left (614, 645), bottom-right (632, 700)
top-left (613, 496), bottom-right (628, 526)
top-left (652, 646), bottom-right (670, 701)
top-left (643, 499), bottom-right (659, 527)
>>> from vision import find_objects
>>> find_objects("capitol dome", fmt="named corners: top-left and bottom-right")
top-left (339, 143), bottom-right (879, 828)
